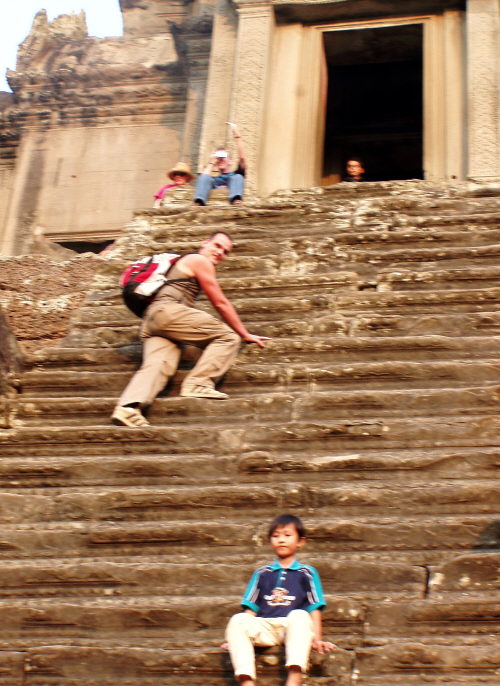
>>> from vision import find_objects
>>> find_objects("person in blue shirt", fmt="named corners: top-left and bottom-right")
top-left (193, 123), bottom-right (246, 206)
top-left (224, 514), bottom-right (336, 686)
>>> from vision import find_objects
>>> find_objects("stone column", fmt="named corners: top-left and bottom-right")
top-left (424, 11), bottom-right (466, 181)
top-left (229, 0), bottom-right (275, 194)
top-left (174, 14), bottom-right (215, 173)
top-left (197, 0), bottom-right (238, 169)
top-left (0, 132), bottom-right (42, 256)
top-left (466, 0), bottom-right (500, 179)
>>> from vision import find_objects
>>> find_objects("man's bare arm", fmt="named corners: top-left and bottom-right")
top-left (201, 154), bottom-right (218, 175)
top-left (311, 609), bottom-right (337, 654)
top-left (229, 123), bottom-right (246, 170)
top-left (186, 254), bottom-right (269, 347)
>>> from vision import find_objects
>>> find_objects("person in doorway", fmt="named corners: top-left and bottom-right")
top-left (342, 157), bottom-right (366, 182)
top-left (153, 162), bottom-right (194, 207)
top-left (223, 514), bottom-right (337, 686)
top-left (194, 123), bottom-right (246, 206)
top-left (111, 231), bottom-right (270, 428)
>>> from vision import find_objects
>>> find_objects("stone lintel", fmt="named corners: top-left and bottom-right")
top-left (273, 0), bottom-right (466, 24)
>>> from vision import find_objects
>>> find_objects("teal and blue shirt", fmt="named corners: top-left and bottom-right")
top-left (241, 559), bottom-right (326, 619)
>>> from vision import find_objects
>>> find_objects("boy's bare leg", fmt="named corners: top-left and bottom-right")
top-left (238, 676), bottom-right (255, 686)
top-left (286, 666), bottom-right (303, 686)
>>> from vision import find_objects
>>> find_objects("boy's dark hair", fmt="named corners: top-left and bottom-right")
top-left (346, 157), bottom-right (364, 166)
top-left (268, 514), bottom-right (306, 539)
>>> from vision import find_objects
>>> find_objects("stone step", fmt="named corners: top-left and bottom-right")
top-left (352, 642), bottom-right (500, 685)
top-left (101, 264), bottom-right (500, 301)
top-left (0, 642), bottom-right (356, 686)
top-left (2, 480), bottom-right (497, 526)
top-left (100, 224), bottom-right (500, 294)
top-left (336, 243), bottom-right (500, 273)
top-left (76, 264), bottom-right (500, 322)
top-left (213, 231), bottom-right (500, 276)
top-left (66, 300), bottom-right (500, 340)
top-left (2, 640), bottom-right (499, 686)
top-left (18, 357), bottom-right (500, 398)
top-left (260, 309), bottom-right (500, 338)
top-left (23, 310), bottom-right (500, 373)
top-left (0, 643), bottom-right (339, 686)
top-left (72, 283), bottom-right (500, 338)
top-left (314, 285), bottom-right (500, 318)
top-left (0, 445), bottom-right (497, 488)
top-left (325, 225), bottom-right (500, 249)
top-left (148, 228), bottom-right (500, 269)
top-left (0, 594), bottom-right (496, 645)
top-left (12, 385), bottom-right (500, 428)
top-left (0, 552), bottom-right (496, 599)
top-left (0, 556), bottom-right (427, 599)
top-left (226, 360), bottom-right (500, 393)
top-left (376, 265), bottom-right (500, 292)
top-left (126, 240), bottom-right (500, 281)
top-left (238, 334), bottom-right (500, 363)
top-left (364, 597), bottom-right (500, 640)
top-left (0, 514), bottom-right (492, 558)
top-left (149, 195), bottom-right (500, 230)
top-left (2, 183), bottom-right (499, 686)
top-left (0, 546), bottom-right (482, 569)
top-left (24, 347), bottom-right (134, 368)
top-left (428, 552), bottom-right (500, 596)
top-left (218, 243), bottom-right (500, 279)
top-left (1, 414), bottom-right (500, 456)
top-left (0, 595), bottom-right (239, 642)
top-left (65, 286), bottom-right (500, 350)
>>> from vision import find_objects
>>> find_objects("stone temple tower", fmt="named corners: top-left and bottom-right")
top-left (0, 0), bottom-right (499, 255)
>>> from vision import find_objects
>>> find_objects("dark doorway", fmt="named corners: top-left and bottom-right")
top-left (322, 24), bottom-right (423, 183)
top-left (56, 239), bottom-right (115, 254)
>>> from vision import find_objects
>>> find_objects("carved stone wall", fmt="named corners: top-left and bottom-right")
top-left (0, 2), bottom-right (212, 255)
top-left (0, 0), bottom-right (499, 255)
top-left (230, 0), bottom-right (274, 194)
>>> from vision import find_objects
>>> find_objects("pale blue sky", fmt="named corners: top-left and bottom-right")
top-left (0, 1), bottom-right (123, 92)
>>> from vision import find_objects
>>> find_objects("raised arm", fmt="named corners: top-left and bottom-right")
top-left (229, 123), bottom-right (246, 170)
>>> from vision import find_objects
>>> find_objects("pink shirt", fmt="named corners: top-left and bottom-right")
top-left (154, 183), bottom-right (177, 200)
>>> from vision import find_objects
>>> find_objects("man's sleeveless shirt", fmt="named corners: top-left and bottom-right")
top-left (153, 256), bottom-right (200, 307)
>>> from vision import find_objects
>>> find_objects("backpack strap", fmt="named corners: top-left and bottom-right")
top-left (157, 253), bottom-right (197, 289)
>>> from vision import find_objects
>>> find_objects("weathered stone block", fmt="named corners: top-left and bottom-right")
top-left (354, 643), bottom-right (500, 684)
top-left (0, 651), bottom-right (24, 685)
top-left (364, 599), bottom-right (500, 637)
top-left (429, 552), bottom-right (500, 596)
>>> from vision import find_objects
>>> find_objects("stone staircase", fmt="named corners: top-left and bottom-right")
top-left (0, 180), bottom-right (499, 685)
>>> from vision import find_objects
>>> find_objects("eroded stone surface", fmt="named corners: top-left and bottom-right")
top-left (0, 183), bottom-right (499, 685)
top-left (0, 253), bottom-right (99, 353)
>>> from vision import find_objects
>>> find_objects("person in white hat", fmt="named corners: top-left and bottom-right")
top-left (194, 124), bottom-right (246, 206)
top-left (153, 162), bottom-right (194, 207)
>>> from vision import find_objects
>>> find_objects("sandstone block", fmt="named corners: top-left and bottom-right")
top-left (0, 651), bottom-right (24, 685)
top-left (354, 643), bottom-right (500, 684)
top-left (429, 552), bottom-right (500, 595)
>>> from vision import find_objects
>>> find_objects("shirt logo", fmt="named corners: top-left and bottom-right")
top-left (264, 587), bottom-right (296, 606)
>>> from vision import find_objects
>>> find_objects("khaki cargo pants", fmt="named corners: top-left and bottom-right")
top-left (225, 610), bottom-right (314, 680)
top-left (118, 300), bottom-right (241, 407)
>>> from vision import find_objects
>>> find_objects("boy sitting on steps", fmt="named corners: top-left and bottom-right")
top-left (224, 514), bottom-right (337, 686)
